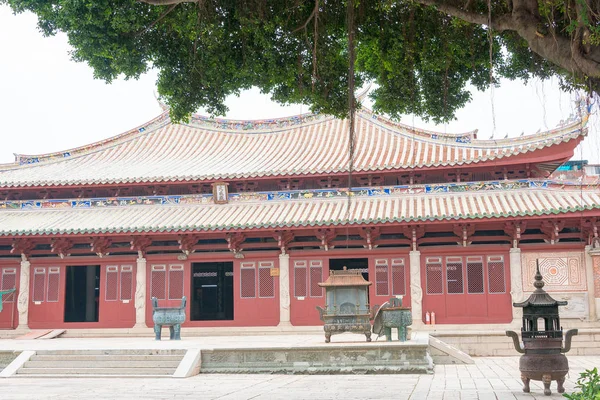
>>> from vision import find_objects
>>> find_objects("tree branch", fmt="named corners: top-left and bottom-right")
top-left (137, 0), bottom-right (197, 5)
top-left (293, 3), bottom-right (318, 33)
top-left (413, 0), bottom-right (514, 30)
top-left (138, 3), bottom-right (179, 36)
top-left (414, 0), bottom-right (600, 80)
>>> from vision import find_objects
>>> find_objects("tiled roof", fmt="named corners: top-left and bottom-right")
top-left (0, 109), bottom-right (587, 188)
top-left (0, 185), bottom-right (597, 236)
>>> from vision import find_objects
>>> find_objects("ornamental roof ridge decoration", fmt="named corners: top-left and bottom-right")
top-left (0, 179), bottom-right (596, 212)
top-left (8, 99), bottom-right (589, 168)
top-left (0, 103), bottom-right (587, 188)
top-left (0, 182), bottom-right (599, 236)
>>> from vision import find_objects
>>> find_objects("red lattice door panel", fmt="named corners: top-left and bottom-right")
top-left (370, 257), bottom-right (410, 313)
top-left (101, 264), bottom-right (135, 327)
top-left (290, 259), bottom-right (326, 326)
top-left (0, 266), bottom-right (19, 329)
top-left (28, 266), bottom-right (64, 328)
top-left (149, 264), bottom-right (185, 309)
top-left (421, 254), bottom-right (511, 324)
top-left (234, 260), bottom-right (278, 326)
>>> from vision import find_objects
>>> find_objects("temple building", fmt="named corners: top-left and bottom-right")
top-left (0, 100), bottom-right (599, 338)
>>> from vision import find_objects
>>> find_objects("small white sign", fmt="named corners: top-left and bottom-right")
top-left (34, 301), bottom-right (41, 305)
top-left (122, 299), bottom-right (130, 304)
top-left (297, 296), bottom-right (305, 301)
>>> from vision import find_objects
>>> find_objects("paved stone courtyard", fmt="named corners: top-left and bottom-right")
top-left (1, 356), bottom-right (598, 399)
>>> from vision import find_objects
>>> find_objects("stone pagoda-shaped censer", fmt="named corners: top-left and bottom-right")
top-left (506, 262), bottom-right (578, 396)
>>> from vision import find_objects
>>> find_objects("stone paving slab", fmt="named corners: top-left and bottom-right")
top-left (1, 356), bottom-right (598, 399)
top-left (0, 332), bottom-right (427, 351)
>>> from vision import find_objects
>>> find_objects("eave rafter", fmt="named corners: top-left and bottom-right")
top-left (453, 224), bottom-right (476, 247)
top-left (359, 227), bottom-right (380, 250)
top-left (11, 238), bottom-right (35, 260)
top-left (274, 231), bottom-right (294, 255)
top-left (316, 228), bottom-right (336, 251)
top-left (540, 220), bottom-right (565, 244)
top-left (178, 234), bottom-right (199, 256)
top-left (90, 237), bottom-right (112, 258)
top-left (51, 238), bottom-right (73, 259)
top-left (130, 235), bottom-right (153, 258)
top-left (504, 221), bottom-right (527, 248)
top-left (401, 225), bottom-right (425, 251)
top-left (581, 218), bottom-right (600, 248)
top-left (226, 233), bottom-right (245, 258)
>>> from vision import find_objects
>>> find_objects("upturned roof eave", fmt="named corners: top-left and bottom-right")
top-left (0, 108), bottom-right (588, 188)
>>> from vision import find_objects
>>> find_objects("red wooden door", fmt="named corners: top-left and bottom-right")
top-left (290, 259), bottom-right (327, 326)
top-left (146, 263), bottom-right (186, 325)
top-left (370, 257), bottom-right (411, 311)
top-left (29, 266), bottom-right (63, 328)
top-left (0, 266), bottom-right (19, 329)
top-left (234, 260), bottom-right (279, 326)
top-left (421, 254), bottom-right (512, 324)
top-left (100, 264), bottom-right (135, 327)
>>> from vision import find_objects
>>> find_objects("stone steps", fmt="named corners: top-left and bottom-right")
top-left (25, 360), bottom-right (181, 368)
top-left (30, 354), bottom-right (183, 362)
top-left (17, 367), bottom-right (175, 375)
top-left (15, 349), bottom-right (187, 377)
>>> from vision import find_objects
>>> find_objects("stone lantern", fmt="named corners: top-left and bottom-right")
top-left (506, 262), bottom-right (578, 396)
top-left (316, 267), bottom-right (375, 343)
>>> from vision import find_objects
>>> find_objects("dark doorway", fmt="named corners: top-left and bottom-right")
top-left (64, 265), bottom-right (100, 323)
top-left (191, 262), bottom-right (233, 321)
top-left (329, 258), bottom-right (369, 281)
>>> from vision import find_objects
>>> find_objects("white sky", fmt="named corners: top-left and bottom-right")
top-left (1, 5), bottom-right (598, 165)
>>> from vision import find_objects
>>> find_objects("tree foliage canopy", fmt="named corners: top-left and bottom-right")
top-left (3, 0), bottom-right (599, 122)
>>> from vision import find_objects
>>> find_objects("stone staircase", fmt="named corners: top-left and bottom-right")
top-left (16, 349), bottom-right (187, 377)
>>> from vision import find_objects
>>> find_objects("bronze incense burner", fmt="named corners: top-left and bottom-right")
top-left (316, 268), bottom-right (376, 343)
top-left (506, 263), bottom-right (578, 396)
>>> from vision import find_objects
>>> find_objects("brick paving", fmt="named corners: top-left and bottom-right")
top-left (1, 356), bottom-right (598, 399)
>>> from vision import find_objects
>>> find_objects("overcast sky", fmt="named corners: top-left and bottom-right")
top-left (1, 5), bottom-right (598, 165)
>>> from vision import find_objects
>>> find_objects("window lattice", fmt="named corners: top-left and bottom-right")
top-left (168, 266), bottom-right (184, 300)
top-left (294, 263), bottom-right (307, 298)
top-left (32, 268), bottom-right (46, 303)
top-left (47, 268), bottom-right (60, 303)
top-left (309, 264), bottom-right (323, 297)
top-left (240, 265), bottom-right (256, 298)
top-left (446, 258), bottom-right (464, 294)
top-left (1, 268), bottom-right (16, 302)
top-left (150, 266), bottom-right (167, 300)
top-left (488, 257), bottom-right (506, 293)
top-left (466, 258), bottom-right (484, 294)
top-left (105, 267), bottom-right (119, 301)
top-left (120, 266), bottom-right (133, 301)
top-left (258, 265), bottom-right (274, 298)
top-left (391, 259), bottom-right (406, 296)
top-left (375, 260), bottom-right (389, 296)
top-left (426, 261), bottom-right (443, 295)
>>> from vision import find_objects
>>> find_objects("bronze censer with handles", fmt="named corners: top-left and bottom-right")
top-left (506, 262), bottom-right (578, 396)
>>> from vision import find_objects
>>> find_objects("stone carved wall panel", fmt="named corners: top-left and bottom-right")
top-left (593, 256), bottom-right (600, 298)
top-left (521, 252), bottom-right (586, 292)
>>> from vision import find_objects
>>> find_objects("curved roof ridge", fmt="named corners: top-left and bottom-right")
top-left (9, 99), bottom-right (587, 168)
top-left (360, 108), bottom-right (588, 148)
top-left (359, 108), bottom-right (479, 139)
top-left (9, 111), bottom-right (171, 168)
